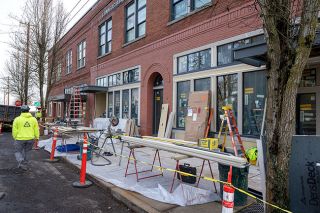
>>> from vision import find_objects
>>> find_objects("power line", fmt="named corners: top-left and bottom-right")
top-left (67, 0), bottom-right (92, 25)
top-left (66, 0), bottom-right (84, 18)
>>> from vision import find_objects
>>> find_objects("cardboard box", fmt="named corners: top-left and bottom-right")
top-left (184, 91), bottom-right (210, 142)
top-left (199, 138), bottom-right (219, 150)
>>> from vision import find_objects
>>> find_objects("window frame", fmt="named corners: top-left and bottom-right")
top-left (177, 48), bottom-right (211, 74)
top-left (176, 80), bottom-right (191, 129)
top-left (125, 0), bottom-right (147, 43)
top-left (171, 0), bottom-right (211, 21)
top-left (77, 40), bottom-right (86, 69)
top-left (66, 49), bottom-right (72, 74)
top-left (98, 18), bottom-right (112, 57)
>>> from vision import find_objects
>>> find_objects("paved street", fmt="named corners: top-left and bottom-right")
top-left (0, 132), bottom-right (133, 213)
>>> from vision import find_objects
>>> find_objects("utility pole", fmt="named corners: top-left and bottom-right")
top-left (7, 77), bottom-right (9, 105)
top-left (24, 22), bottom-right (30, 105)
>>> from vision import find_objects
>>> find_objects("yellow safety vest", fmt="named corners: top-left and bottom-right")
top-left (12, 113), bottom-right (39, 140)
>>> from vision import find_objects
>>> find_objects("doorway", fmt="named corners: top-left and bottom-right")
top-left (153, 74), bottom-right (164, 135)
top-left (296, 93), bottom-right (316, 135)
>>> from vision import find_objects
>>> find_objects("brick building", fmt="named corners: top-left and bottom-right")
top-left (48, 0), bottom-right (320, 146)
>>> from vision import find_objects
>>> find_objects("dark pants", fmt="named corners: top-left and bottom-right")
top-left (14, 140), bottom-right (34, 164)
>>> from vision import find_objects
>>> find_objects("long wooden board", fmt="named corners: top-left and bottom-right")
top-left (157, 104), bottom-right (168, 138)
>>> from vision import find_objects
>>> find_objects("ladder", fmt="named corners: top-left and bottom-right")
top-left (68, 87), bottom-right (83, 125)
top-left (218, 105), bottom-right (246, 158)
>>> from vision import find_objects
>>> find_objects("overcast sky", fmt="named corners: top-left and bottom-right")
top-left (0, 0), bottom-right (99, 104)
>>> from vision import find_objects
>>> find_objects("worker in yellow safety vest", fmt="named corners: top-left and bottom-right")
top-left (35, 107), bottom-right (42, 121)
top-left (12, 105), bottom-right (39, 171)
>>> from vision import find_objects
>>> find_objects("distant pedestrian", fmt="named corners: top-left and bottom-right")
top-left (12, 105), bottom-right (39, 170)
top-left (35, 107), bottom-right (42, 121)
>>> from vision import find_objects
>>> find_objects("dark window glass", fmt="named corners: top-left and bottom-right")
top-left (125, 0), bottom-right (146, 43)
top-left (243, 71), bottom-right (266, 136)
top-left (123, 69), bottom-right (139, 84)
top-left (108, 73), bottom-right (122, 86)
top-left (217, 43), bottom-right (233, 66)
top-left (108, 92), bottom-right (113, 117)
top-left (217, 35), bottom-right (266, 66)
top-left (296, 93), bottom-right (316, 135)
top-left (114, 91), bottom-right (120, 118)
top-left (98, 19), bottom-right (112, 56)
top-left (131, 88), bottom-right (139, 123)
top-left (177, 49), bottom-right (211, 74)
top-left (172, 0), bottom-right (188, 20)
top-left (177, 81), bottom-right (190, 128)
top-left (194, 0), bottom-right (211, 9)
top-left (172, 0), bottom-right (211, 20)
top-left (217, 74), bottom-right (238, 130)
top-left (66, 50), bottom-right (72, 74)
top-left (300, 69), bottom-right (316, 87)
top-left (77, 41), bottom-right (86, 68)
top-left (122, 90), bottom-right (130, 119)
top-left (194, 78), bottom-right (211, 91)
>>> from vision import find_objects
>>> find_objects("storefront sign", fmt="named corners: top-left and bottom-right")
top-left (103, 0), bottom-right (125, 17)
top-left (244, 88), bottom-right (254, 94)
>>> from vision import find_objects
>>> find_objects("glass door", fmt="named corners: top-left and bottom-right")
top-left (296, 93), bottom-right (316, 135)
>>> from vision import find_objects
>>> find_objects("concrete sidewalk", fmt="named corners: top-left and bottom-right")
top-left (64, 156), bottom-right (254, 213)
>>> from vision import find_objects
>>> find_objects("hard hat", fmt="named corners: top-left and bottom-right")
top-left (21, 105), bottom-right (30, 112)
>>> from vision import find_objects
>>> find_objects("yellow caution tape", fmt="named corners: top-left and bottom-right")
top-left (82, 139), bottom-right (291, 213)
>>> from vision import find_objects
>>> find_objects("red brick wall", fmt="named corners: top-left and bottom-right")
top-left (49, 0), bottom-right (262, 134)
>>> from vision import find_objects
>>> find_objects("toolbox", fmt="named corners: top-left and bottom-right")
top-left (177, 163), bottom-right (197, 184)
top-left (198, 138), bottom-right (219, 150)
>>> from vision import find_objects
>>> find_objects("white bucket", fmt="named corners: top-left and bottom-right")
top-left (44, 129), bottom-right (48, 136)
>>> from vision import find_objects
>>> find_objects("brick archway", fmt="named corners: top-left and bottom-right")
top-left (140, 63), bottom-right (172, 136)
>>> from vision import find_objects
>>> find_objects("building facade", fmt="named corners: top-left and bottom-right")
top-left (48, 0), bottom-right (320, 146)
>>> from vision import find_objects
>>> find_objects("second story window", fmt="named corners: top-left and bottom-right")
top-left (66, 50), bottom-right (72, 74)
top-left (77, 40), bottom-right (86, 69)
top-left (56, 63), bottom-right (62, 81)
top-left (125, 0), bottom-right (146, 43)
top-left (98, 19), bottom-right (112, 56)
top-left (172, 0), bottom-right (211, 20)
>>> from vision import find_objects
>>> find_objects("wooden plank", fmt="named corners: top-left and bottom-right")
top-left (164, 112), bottom-right (175, 138)
top-left (157, 104), bottom-right (168, 138)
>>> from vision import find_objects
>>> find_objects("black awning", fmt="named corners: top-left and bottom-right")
top-left (48, 94), bottom-right (65, 102)
top-left (234, 41), bottom-right (267, 67)
top-left (79, 85), bottom-right (108, 93)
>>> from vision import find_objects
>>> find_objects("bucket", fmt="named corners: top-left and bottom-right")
top-left (44, 129), bottom-right (48, 136)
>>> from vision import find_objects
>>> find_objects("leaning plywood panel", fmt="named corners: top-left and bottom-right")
top-left (184, 91), bottom-right (210, 142)
top-left (158, 104), bottom-right (169, 138)
top-left (165, 112), bottom-right (175, 138)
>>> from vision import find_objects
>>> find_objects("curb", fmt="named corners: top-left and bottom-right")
top-left (60, 157), bottom-right (160, 213)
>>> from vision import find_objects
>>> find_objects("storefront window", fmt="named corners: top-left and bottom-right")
top-left (217, 74), bottom-right (238, 130)
top-left (297, 93), bottom-right (316, 135)
top-left (114, 91), bottom-right (120, 118)
top-left (108, 92), bottom-right (113, 118)
top-left (194, 78), bottom-right (211, 91)
top-left (217, 43), bottom-right (233, 66)
top-left (177, 81), bottom-right (190, 128)
top-left (300, 69), bottom-right (316, 87)
top-left (123, 69), bottom-right (139, 84)
top-left (131, 88), bottom-right (139, 123)
top-left (177, 49), bottom-right (211, 74)
top-left (122, 90), bottom-right (129, 119)
top-left (243, 71), bottom-right (266, 136)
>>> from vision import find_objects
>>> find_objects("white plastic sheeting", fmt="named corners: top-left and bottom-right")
top-left (39, 137), bottom-right (221, 206)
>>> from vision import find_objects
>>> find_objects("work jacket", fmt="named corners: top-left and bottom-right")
top-left (12, 113), bottom-right (39, 141)
top-left (35, 111), bottom-right (42, 118)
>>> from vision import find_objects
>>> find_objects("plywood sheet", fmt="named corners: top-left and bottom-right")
top-left (157, 104), bottom-right (169, 138)
top-left (165, 112), bottom-right (175, 138)
top-left (184, 91), bottom-right (210, 142)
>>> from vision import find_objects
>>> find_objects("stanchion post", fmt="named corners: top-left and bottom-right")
top-left (222, 166), bottom-right (234, 213)
top-left (72, 133), bottom-right (92, 188)
top-left (44, 127), bottom-right (60, 162)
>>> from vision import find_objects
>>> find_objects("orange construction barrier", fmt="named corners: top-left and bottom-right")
top-left (0, 123), bottom-right (2, 135)
top-left (72, 133), bottom-right (92, 188)
top-left (44, 127), bottom-right (60, 162)
top-left (222, 166), bottom-right (234, 213)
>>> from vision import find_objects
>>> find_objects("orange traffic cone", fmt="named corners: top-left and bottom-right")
top-left (72, 134), bottom-right (92, 188)
top-left (44, 127), bottom-right (60, 162)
